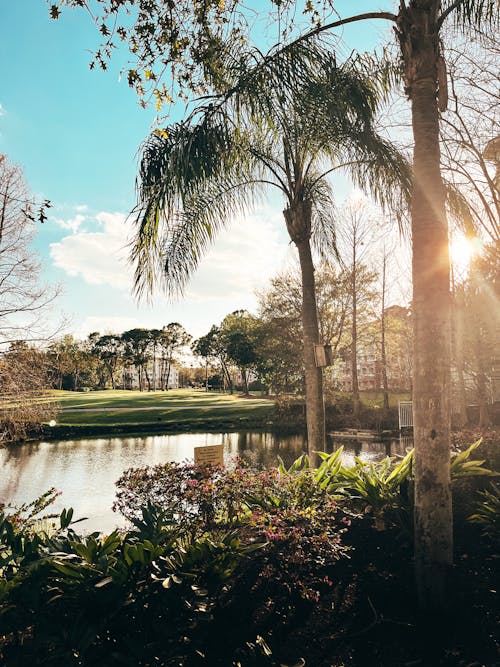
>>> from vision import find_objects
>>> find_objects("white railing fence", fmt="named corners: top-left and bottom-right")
top-left (398, 401), bottom-right (413, 429)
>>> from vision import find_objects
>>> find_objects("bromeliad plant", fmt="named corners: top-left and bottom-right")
top-left (335, 450), bottom-right (414, 531)
top-left (274, 438), bottom-right (498, 532)
top-left (468, 483), bottom-right (500, 544)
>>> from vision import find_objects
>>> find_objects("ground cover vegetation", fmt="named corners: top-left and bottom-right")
top-left (1, 439), bottom-right (498, 665)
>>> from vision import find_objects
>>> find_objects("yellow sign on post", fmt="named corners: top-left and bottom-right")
top-left (194, 444), bottom-right (224, 466)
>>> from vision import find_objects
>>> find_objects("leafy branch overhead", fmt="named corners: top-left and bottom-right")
top-left (48, 0), bottom-right (498, 108)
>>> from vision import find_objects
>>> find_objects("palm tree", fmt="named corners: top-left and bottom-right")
top-left (131, 45), bottom-right (409, 457)
top-left (290, 0), bottom-right (498, 610)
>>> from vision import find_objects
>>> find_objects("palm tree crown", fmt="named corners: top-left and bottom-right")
top-left (131, 43), bottom-right (410, 297)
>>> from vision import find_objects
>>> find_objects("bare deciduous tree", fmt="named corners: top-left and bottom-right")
top-left (0, 155), bottom-right (62, 441)
top-left (0, 343), bottom-right (58, 443)
top-left (0, 155), bottom-right (61, 345)
top-left (441, 29), bottom-right (499, 246)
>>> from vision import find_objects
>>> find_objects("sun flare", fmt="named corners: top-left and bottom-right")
top-left (449, 233), bottom-right (481, 277)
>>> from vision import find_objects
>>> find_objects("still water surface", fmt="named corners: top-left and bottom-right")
top-left (0, 432), bottom-right (413, 532)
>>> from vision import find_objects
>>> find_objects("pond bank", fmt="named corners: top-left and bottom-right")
top-left (40, 416), bottom-right (274, 440)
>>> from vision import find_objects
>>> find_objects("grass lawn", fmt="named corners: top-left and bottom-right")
top-left (348, 390), bottom-right (412, 408)
top-left (49, 389), bottom-right (274, 429)
top-left (363, 390), bottom-right (412, 408)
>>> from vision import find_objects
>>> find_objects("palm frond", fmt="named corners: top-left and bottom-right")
top-left (442, 0), bottom-right (499, 30)
top-left (132, 174), bottom-right (264, 298)
top-left (338, 131), bottom-right (412, 230)
top-left (132, 35), bottom-right (412, 299)
top-left (350, 47), bottom-right (403, 103)
top-left (308, 177), bottom-right (340, 261)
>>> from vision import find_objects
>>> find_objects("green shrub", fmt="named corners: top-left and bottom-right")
top-left (1, 458), bottom-right (353, 666)
top-left (468, 483), bottom-right (500, 543)
top-left (0, 497), bottom-right (263, 666)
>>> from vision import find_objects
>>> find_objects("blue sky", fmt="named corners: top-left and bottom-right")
top-left (0, 1), bottom-right (399, 340)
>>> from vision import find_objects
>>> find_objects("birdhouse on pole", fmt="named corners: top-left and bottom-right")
top-left (314, 343), bottom-right (332, 367)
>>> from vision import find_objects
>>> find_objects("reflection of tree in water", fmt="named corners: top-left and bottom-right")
top-left (329, 435), bottom-right (413, 462)
top-left (0, 442), bottom-right (43, 501)
top-left (232, 431), bottom-right (416, 468)
top-left (236, 431), bottom-right (306, 468)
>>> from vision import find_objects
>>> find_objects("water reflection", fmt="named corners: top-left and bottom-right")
top-left (0, 431), bottom-right (412, 532)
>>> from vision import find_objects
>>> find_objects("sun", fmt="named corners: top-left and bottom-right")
top-left (449, 233), bottom-right (481, 278)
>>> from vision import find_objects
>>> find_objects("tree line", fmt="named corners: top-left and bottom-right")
top-left (3, 233), bottom-right (496, 433)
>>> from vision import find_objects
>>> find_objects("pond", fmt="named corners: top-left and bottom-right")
top-left (0, 431), bottom-right (413, 532)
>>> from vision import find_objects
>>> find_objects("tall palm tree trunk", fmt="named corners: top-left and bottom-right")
top-left (470, 265), bottom-right (491, 427)
top-left (398, 1), bottom-right (453, 610)
top-left (284, 201), bottom-right (326, 459)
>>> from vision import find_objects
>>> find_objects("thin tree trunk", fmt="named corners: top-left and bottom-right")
top-left (108, 363), bottom-right (116, 390)
top-left (166, 358), bottom-right (172, 390)
top-left (452, 285), bottom-right (467, 428)
top-left (221, 360), bottom-right (233, 393)
top-left (241, 368), bottom-right (249, 396)
top-left (471, 264), bottom-right (491, 427)
top-left (351, 265), bottom-right (361, 417)
top-left (152, 342), bottom-right (157, 391)
top-left (144, 365), bottom-right (152, 391)
top-left (381, 254), bottom-right (390, 412)
top-left (0, 190), bottom-right (9, 248)
top-left (160, 355), bottom-right (166, 390)
top-left (284, 201), bottom-right (325, 461)
top-left (397, 1), bottom-right (453, 610)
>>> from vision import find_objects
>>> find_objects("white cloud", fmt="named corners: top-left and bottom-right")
top-left (50, 206), bottom-right (290, 302)
top-left (50, 211), bottom-right (132, 290)
top-left (0, 103), bottom-right (5, 116)
top-left (75, 204), bottom-right (88, 212)
top-left (185, 207), bottom-right (291, 302)
top-left (52, 213), bottom-right (86, 234)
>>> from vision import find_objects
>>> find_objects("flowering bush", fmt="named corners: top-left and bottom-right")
top-left (114, 460), bottom-right (259, 530)
top-left (113, 458), bottom-right (342, 532)
top-left (114, 458), bottom-right (352, 614)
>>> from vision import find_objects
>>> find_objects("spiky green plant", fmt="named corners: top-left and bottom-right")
top-left (468, 484), bottom-right (500, 543)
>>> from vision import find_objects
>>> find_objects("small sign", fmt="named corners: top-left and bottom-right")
top-left (194, 444), bottom-right (224, 466)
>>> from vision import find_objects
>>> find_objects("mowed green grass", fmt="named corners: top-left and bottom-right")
top-left (359, 391), bottom-right (412, 408)
top-left (51, 389), bottom-right (274, 427)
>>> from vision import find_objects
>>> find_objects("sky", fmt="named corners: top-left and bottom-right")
top-left (0, 0), bottom-right (402, 341)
